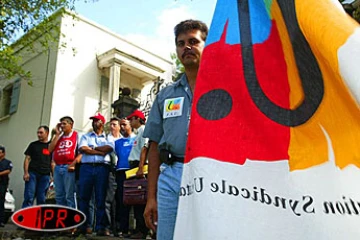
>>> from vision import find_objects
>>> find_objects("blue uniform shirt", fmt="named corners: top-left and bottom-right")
top-left (79, 131), bottom-right (114, 164)
top-left (143, 74), bottom-right (192, 158)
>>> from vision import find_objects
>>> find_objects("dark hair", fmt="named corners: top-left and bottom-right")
top-left (110, 117), bottom-right (120, 124)
top-left (0, 145), bottom-right (5, 153)
top-left (174, 19), bottom-right (208, 43)
top-left (139, 118), bottom-right (145, 125)
top-left (60, 116), bottom-right (74, 124)
top-left (38, 125), bottom-right (49, 133)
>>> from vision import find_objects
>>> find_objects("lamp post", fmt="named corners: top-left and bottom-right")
top-left (111, 87), bottom-right (140, 118)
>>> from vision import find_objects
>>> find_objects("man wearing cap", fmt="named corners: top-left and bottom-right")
top-left (127, 110), bottom-right (150, 239)
top-left (49, 116), bottom-right (81, 209)
top-left (0, 145), bottom-right (12, 227)
top-left (77, 113), bottom-right (114, 236)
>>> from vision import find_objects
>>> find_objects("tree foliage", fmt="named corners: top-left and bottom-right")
top-left (0, 1), bottom-right (358, 83)
top-left (170, 52), bottom-right (184, 81)
top-left (0, 0), bottom-right (80, 82)
top-left (339, 0), bottom-right (360, 23)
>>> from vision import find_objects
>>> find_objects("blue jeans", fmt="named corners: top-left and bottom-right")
top-left (22, 171), bottom-right (50, 208)
top-left (157, 162), bottom-right (183, 240)
top-left (78, 164), bottom-right (109, 231)
top-left (76, 180), bottom-right (95, 229)
top-left (54, 164), bottom-right (76, 208)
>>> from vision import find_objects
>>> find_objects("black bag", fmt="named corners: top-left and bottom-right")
top-left (123, 178), bottom-right (147, 205)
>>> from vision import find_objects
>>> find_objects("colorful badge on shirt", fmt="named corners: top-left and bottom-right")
top-left (163, 97), bottom-right (184, 119)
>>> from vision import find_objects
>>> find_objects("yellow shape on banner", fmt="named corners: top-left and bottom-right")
top-left (283, 0), bottom-right (360, 170)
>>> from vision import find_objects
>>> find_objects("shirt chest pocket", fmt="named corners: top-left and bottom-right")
top-left (94, 138), bottom-right (107, 147)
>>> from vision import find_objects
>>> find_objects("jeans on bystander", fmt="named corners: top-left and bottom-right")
top-left (22, 171), bottom-right (50, 208)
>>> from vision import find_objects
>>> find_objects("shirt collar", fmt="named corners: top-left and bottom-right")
top-left (90, 131), bottom-right (106, 137)
top-left (174, 73), bottom-right (189, 88)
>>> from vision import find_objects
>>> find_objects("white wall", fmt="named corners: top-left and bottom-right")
top-left (50, 12), bottom-right (173, 132)
top-left (0, 48), bottom-right (59, 209)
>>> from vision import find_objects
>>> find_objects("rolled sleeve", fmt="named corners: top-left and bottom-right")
top-left (106, 138), bottom-right (115, 150)
top-left (78, 134), bottom-right (89, 148)
top-left (144, 95), bottom-right (163, 143)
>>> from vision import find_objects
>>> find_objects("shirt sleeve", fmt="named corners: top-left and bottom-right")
top-left (24, 143), bottom-right (32, 156)
top-left (78, 134), bottom-right (88, 148)
top-left (8, 161), bottom-right (13, 170)
top-left (143, 95), bottom-right (163, 143)
top-left (106, 136), bottom-right (115, 150)
top-left (138, 127), bottom-right (149, 148)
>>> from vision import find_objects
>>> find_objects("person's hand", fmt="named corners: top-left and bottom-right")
top-left (136, 167), bottom-right (144, 178)
top-left (53, 123), bottom-right (61, 135)
top-left (68, 163), bottom-right (76, 172)
top-left (23, 173), bottom-right (30, 182)
top-left (144, 198), bottom-right (158, 232)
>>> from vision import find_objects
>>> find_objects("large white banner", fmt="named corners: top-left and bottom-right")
top-left (175, 0), bottom-right (360, 239)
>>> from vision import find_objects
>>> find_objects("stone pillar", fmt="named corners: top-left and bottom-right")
top-left (108, 61), bottom-right (122, 120)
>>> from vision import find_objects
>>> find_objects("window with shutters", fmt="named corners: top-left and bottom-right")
top-left (0, 79), bottom-right (21, 118)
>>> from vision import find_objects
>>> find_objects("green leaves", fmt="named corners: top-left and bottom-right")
top-left (170, 52), bottom-right (184, 81)
top-left (0, 0), bottom-right (76, 83)
top-left (339, 0), bottom-right (360, 23)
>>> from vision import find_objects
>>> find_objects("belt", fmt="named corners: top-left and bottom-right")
top-left (82, 162), bottom-right (107, 167)
top-left (159, 150), bottom-right (184, 165)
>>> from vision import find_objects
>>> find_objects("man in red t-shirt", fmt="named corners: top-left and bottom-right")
top-left (49, 116), bottom-right (81, 208)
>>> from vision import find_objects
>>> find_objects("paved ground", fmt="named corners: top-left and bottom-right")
top-left (0, 222), bottom-right (149, 240)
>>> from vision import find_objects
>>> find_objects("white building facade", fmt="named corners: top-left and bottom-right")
top-left (0, 11), bottom-right (174, 209)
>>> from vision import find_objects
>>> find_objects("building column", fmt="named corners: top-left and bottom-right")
top-left (108, 61), bottom-right (122, 120)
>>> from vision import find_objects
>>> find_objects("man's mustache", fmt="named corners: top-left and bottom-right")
top-left (182, 52), bottom-right (195, 59)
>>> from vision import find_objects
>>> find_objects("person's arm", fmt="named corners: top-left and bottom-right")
top-left (48, 124), bottom-right (61, 152)
top-left (68, 154), bottom-right (82, 172)
top-left (0, 170), bottom-right (10, 176)
top-left (23, 155), bottom-right (31, 181)
top-left (96, 135), bottom-right (115, 154)
top-left (136, 146), bottom-right (148, 178)
top-left (79, 146), bottom-right (107, 156)
top-left (94, 145), bottom-right (113, 154)
top-left (78, 133), bottom-right (112, 156)
top-left (51, 159), bottom-right (56, 176)
top-left (143, 141), bottom-right (160, 232)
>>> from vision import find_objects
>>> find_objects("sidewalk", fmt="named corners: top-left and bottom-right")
top-left (0, 222), bottom-right (140, 239)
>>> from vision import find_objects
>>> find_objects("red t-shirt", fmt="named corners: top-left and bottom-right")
top-left (53, 131), bottom-right (78, 165)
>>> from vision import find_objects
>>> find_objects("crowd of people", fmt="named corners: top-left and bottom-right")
top-left (17, 111), bottom-right (150, 238)
top-left (0, 19), bottom-right (208, 240)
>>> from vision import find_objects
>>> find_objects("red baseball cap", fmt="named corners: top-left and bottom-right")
top-left (89, 113), bottom-right (106, 123)
top-left (127, 110), bottom-right (146, 121)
